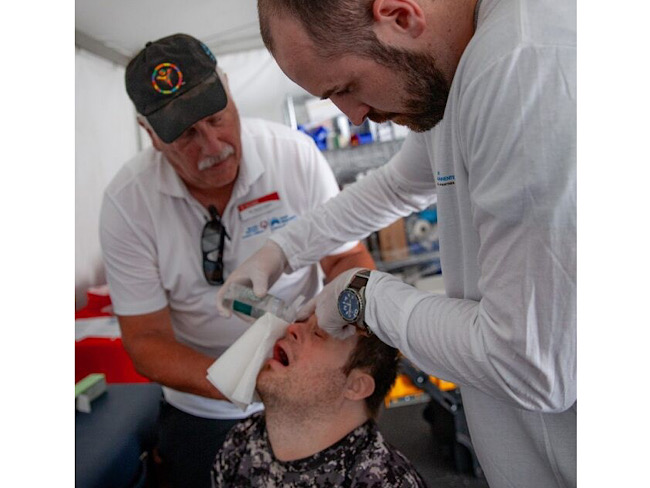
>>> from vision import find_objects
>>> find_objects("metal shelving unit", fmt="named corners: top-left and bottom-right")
top-left (322, 139), bottom-right (405, 185)
top-left (284, 94), bottom-right (440, 281)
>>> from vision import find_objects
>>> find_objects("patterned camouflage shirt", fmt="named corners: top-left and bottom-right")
top-left (211, 412), bottom-right (428, 487)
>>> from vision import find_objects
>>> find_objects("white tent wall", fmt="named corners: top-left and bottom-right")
top-left (75, 45), bottom-right (309, 309)
top-left (218, 48), bottom-right (308, 124)
top-left (75, 47), bottom-right (140, 308)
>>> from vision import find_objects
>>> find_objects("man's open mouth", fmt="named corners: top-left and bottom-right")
top-left (273, 343), bottom-right (290, 366)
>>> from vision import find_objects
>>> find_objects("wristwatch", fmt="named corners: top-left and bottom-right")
top-left (337, 269), bottom-right (373, 335)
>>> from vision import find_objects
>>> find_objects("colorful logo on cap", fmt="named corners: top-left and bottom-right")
top-left (151, 63), bottom-right (183, 95)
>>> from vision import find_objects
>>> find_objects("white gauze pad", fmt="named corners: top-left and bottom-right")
top-left (206, 313), bottom-right (288, 410)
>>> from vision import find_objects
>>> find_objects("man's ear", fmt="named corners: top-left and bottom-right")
top-left (372, 0), bottom-right (426, 40)
top-left (344, 369), bottom-right (376, 401)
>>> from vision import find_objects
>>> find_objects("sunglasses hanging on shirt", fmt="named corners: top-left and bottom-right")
top-left (201, 205), bottom-right (230, 286)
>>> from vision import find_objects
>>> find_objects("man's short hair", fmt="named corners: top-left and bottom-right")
top-left (343, 334), bottom-right (399, 418)
top-left (258, 0), bottom-right (377, 60)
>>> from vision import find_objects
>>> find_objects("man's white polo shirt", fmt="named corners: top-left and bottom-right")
top-left (100, 118), bottom-right (355, 418)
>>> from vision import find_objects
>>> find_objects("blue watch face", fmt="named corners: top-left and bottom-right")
top-left (338, 289), bottom-right (361, 322)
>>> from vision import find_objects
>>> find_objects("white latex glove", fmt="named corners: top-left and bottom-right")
top-left (217, 240), bottom-right (288, 318)
top-left (296, 267), bottom-right (365, 340)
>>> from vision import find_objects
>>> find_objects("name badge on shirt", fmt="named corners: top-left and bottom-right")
top-left (238, 192), bottom-right (282, 221)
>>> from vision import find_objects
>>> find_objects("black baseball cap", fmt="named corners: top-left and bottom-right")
top-left (125, 33), bottom-right (228, 143)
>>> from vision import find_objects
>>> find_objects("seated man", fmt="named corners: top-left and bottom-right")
top-left (211, 315), bottom-right (427, 487)
top-left (100, 33), bottom-right (375, 488)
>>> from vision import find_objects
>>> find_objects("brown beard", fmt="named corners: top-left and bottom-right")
top-left (366, 41), bottom-right (450, 132)
top-left (257, 366), bottom-right (347, 420)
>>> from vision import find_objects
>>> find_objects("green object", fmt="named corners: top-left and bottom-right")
top-left (224, 283), bottom-right (297, 322)
top-left (232, 300), bottom-right (253, 316)
top-left (75, 373), bottom-right (106, 398)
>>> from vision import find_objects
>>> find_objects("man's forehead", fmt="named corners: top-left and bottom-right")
top-left (269, 15), bottom-right (326, 90)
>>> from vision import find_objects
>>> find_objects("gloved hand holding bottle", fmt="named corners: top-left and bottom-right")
top-left (216, 240), bottom-right (289, 318)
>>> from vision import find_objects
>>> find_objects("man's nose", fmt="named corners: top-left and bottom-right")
top-left (331, 98), bottom-right (370, 126)
top-left (195, 122), bottom-right (224, 154)
top-left (285, 321), bottom-right (307, 342)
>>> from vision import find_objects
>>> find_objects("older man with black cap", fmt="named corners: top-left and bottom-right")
top-left (99, 33), bottom-right (374, 488)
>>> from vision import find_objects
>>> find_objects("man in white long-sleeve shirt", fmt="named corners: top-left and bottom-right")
top-left (217, 1), bottom-right (576, 487)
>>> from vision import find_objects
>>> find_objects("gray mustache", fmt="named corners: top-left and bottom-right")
top-left (198, 145), bottom-right (235, 170)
